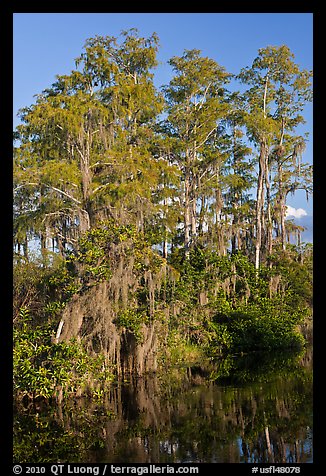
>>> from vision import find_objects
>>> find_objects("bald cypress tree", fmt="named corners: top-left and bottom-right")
top-left (162, 49), bottom-right (231, 256)
top-left (14, 29), bottom-right (167, 254)
top-left (237, 45), bottom-right (312, 268)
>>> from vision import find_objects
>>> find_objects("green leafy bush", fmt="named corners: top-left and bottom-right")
top-left (211, 297), bottom-right (306, 352)
top-left (13, 308), bottom-right (114, 401)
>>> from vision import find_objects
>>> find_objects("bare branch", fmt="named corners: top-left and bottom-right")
top-left (195, 83), bottom-right (212, 111)
top-left (44, 185), bottom-right (82, 204)
top-left (92, 183), bottom-right (112, 194)
top-left (14, 182), bottom-right (82, 205)
top-left (196, 127), bottom-right (217, 150)
top-left (89, 160), bottom-right (122, 169)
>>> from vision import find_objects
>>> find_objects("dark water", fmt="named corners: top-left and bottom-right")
top-left (13, 347), bottom-right (312, 464)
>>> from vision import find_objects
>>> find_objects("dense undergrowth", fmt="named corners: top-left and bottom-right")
top-left (13, 222), bottom-right (312, 402)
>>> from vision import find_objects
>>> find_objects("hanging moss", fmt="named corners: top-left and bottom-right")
top-left (13, 223), bottom-right (312, 402)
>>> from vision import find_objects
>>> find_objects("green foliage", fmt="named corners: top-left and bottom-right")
top-left (66, 227), bottom-right (113, 285)
top-left (65, 220), bottom-right (166, 289)
top-left (166, 248), bottom-right (310, 356)
top-left (205, 321), bottom-right (234, 355)
top-left (13, 260), bottom-right (48, 320)
top-left (114, 308), bottom-right (149, 343)
top-left (13, 226), bottom-right (312, 398)
top-left (268, 244), bottom-right (313, 309)
top-left (160, 329), bottom-right (207, 367)
top-left (213, 299), bottom-right (305, 352)
top-left (13, 33), bottom-right (313, 390)
top-left (13, 311), bottom-right (114, 401)
top-left (46, 261), bottom-right (80, 302)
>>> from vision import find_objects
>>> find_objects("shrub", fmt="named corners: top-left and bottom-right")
top-left (211, 297), bottom-right (306, 353)
top-left (13, 308), bottom-right (114, 401)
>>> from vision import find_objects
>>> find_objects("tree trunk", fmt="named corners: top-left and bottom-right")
top-left (191, 195), bottom-right (197, 241)
top-left (40, 231), bottom-right (47, 261)
top-left (22, 237), bottom-right (29, 262)
top-left (255, 140), bottom-right (267, 270)
top-left (265, 155), bottom-right (273, 260)
top-left (277, 162), bottom-right (287, 252)
top-left (198, 195), bottom-right (206, 237)
top-left (190, 142), bottom-right (197, 242)
top-left (184, 171), bottom-right (191, 256)
top-left (255, 75), bottom-right (270, 270)
top-left (281, 200), bottom-right (287, 251)
top-left (278, 120), bottom-right (287, 252)
top-left (162, 239), bottom-right (168, 259)
top-left (231, 189), bottom-right (239, 254)
top-left (215, 166), bottom-right (224, 255)
top-left (162, 195), bottom-right (168, 259)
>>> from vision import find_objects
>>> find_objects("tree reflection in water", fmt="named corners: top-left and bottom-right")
top-left (13, 347), bottom-right (312, 463)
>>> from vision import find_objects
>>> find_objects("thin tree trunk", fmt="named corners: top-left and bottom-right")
top-left (265, 154), bottom-right (273, 259)
top-left (255, 140), bottom-right (267, 270)
top-left (22, 237), bottom-right (29, 262)
top-left (276, 162), bottom-right (287, 251)
top-left (281, 200), bottom-right (287, 251)
top-left (265, 426), bottom-right (274, 462)
top-left (278, 120), bottom-right (287, 252)
top-left (162, 195), bottom-right (168, 259)
top-left (40, 231), bottom-right (47, 261)
top-left (255, 74), bottom-right (270, 269)
top-left (191, 142), bottom-right (197, 242)
top-left (215, 189), bottom-right (224, 255)
top-left (184, 173), bottom-right (191, 257)
top-left (162, 239), bottom-right (168, 259)
top-left (198, 195), bottom-right (206, 236)
top-left (191, 195), bottom-right (197, 241)
top-left (231, 189), bottom-right (239, 254)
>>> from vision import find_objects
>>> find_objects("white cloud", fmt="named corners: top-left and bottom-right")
top-left (286, 205), bottom-right (308, 219)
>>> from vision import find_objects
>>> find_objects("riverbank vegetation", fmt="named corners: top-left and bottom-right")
top-left (13, 29), bottom-right (313, 402)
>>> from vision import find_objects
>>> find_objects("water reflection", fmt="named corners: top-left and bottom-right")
top-left (13, 347), bottom-right (312, 463)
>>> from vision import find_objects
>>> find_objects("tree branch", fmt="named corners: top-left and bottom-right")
top-left (196, 127), bottom-right (217, 150)
top-left (14, 182), bottom-right (82, 205)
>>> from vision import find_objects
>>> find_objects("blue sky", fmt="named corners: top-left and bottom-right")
top-left (13, 12), bottom-right (313, 241)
